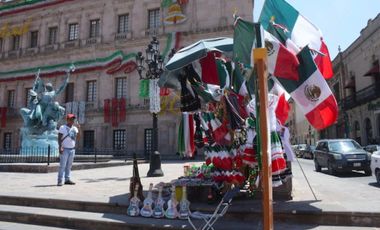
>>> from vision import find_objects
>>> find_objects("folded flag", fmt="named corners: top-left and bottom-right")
top-left (234, 17), bottom-right (299, 81)
top-left (275, 46), bottom-right (337, 130)
top-left (264, 30), bottom-right (299, 81)
top-left (268, 78), bottom-right (290, 125)
top-left (259, 0), bottom-right (333, 79)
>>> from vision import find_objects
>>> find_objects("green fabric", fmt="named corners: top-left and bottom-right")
top-left (191, 81), bottom-right (216, 103)
top-left (139, 80), bottom-right (150, 98)
top-left (216, 60), bottom-right (229, 88)
top-left (233, 18), bottom-right (256, 66)
top-left (161, 0), bottom-right (173, 8)
top-left (259, 0), bottom-right (299, 34)
top-left (178, 115), bottom-right (185, 155)
top-left (0, 0), bottom-right (44, 11)
top-left (231, 64), bottom-right (245, 94)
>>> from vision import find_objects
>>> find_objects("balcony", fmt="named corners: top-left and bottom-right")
top-left (42, 44), bottom-right (59, 53)
top-left (82, 37), bottom-right (101, 46)
top-left (62, 40), bottom-right (79, 49)
top-left (343, 83), bottom-right (380, 110)
top-left (115, 32), bottom-right (131, 41)
top-left (7, 49), bottom-right (21, 58)
top-left (24, 47), bottom-right (39, 56)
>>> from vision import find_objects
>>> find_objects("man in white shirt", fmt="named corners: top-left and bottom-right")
top-left (57, 113), bottom-right (80, 186)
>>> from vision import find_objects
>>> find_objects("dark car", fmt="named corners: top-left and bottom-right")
top-left (314, 139), bottom-right (372, 175)
top-left (295, 144), bottom-right (307, 158)
top-left (364, 145), bottom-right (380, 154)
top-left (300, 145), bottom-right (316, 159)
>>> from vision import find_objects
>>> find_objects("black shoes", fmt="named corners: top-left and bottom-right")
top-left (64, 180), bottom-right (76, 185)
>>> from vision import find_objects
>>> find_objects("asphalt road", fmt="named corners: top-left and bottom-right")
top-left (293, 157), bottom-right (380, 212)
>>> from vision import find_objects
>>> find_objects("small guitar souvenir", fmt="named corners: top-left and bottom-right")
top-left (152, 185), bottom-right (165, 218)
top-left (127, 184), bottom-right (140, 216)
top-left (140, 183), bottom-right (154, 217)
top-left (165, 185), bottom-right (179, 219)
top-left (179, 186), bottom-right (190, 219)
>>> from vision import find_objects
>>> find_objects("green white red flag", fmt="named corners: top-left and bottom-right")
top-left (275, 46), bottom-right (338, 130)
top-left (259, 0), bottom-right (334, 79)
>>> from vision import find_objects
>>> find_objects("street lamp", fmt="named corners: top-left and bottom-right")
top-left (308, 125), bottom-right (312, 145)
top-left (136, 36), bottom-right (164, 177)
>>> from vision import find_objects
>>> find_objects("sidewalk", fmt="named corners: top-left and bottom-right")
top-left (0, 160), bottom-right (379, 229)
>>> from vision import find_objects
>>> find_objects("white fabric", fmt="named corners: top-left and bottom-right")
top-left (149, 79), bottom-right (161, 113)
top-left (290, 69), bottom-right (331, 114)
top-left (291, 14), bottom-right (323, 53)
top-left (59, 124), bottom-right (79, 148)
top-left (277, 122), bottom-right (295, 162)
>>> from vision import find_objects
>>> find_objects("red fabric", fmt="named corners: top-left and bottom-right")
top-left (199, 52), bottom-right (220, 85)
top-left (0, 107), bottom-right (7, 128)
top-left (305, 94), bottom-right (338, 130)
top-left (272, 158), bottom-right (286, 175)
top-left (111, 98), bottom-right (118, 127)
top-left (118, 98), bottom-right (126, 122)
top-left (104, 99), bottom-right (111, 123)
top-left (275, 93), bottom-right (290, 125)
top-left (160, 88), bottom-right (170, 96)
top-left (273, 44), bottom-right (300, 81)
top-left (314, 41), bottom-right (334, 79)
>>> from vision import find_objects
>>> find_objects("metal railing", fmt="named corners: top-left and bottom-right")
top-left (343, 83), bottom-right (380, 110)
top-left (0, 147), bottom-right (146, 164)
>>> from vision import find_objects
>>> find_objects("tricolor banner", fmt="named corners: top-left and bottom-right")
top-left (275, 47), bottom-right (338, 130)
top-left (259, 0), bottom-right (333, 79)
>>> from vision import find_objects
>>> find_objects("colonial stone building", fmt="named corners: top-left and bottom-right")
top-left (322, 13), bottom-right (380, 146)
top-left (0, 0), bottom-right (252, 155)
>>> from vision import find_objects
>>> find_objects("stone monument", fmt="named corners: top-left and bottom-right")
top-left (20, 66), bottom-right (75, 155)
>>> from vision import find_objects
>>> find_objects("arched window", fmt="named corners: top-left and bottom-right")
top-left (365, 118), bottom-right (373, 144)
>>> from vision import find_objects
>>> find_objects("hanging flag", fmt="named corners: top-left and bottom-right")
top-left (233, 17), bottom-right (256, 67)
top-left (234, 17), bottom-right (299, 81)
top-left (264, 30), bottom-right (299, 81)
top-left (139, 79), bottom-right (149, 98)
top-left (268, 78), bottom-right (290, 125)
top-left (192, 52), bottom-right (220, 86)
top-left (259, 0), bottom-right (333, 79)
top-left (275, 47), bottom-right (337, 130)
top-left (178, 113), bottom-right (195, 157)
top-left (231, 63), bottom-right (248, 96)
top-left (118, 98), bottom-right (126, 122)
top-left (111, 98), bottom-right (118, 127)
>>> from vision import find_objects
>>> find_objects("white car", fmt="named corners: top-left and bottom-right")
top-left (370, 151), bottom-right (380, 185)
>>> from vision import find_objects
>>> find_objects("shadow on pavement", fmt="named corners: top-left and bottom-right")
top-left (33, 184), bottom-right (58, 188)
top-left (368, 182), bottom-right (380, 188)
top-left (79, 177), bottom-right (130, 183)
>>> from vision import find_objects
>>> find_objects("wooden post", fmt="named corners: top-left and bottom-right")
top-left (254, 47), bottom-right (273, 230)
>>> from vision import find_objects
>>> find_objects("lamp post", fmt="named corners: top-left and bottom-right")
top-left (136, 36), bottom-right (164, 177)
top-left (308, 125), bottom-right (312, 145)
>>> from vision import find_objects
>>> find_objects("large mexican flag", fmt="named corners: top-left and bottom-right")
top-left (259, 0), bottom-right (333, 79)
top-left (276, 46), bottom-right (338, 130)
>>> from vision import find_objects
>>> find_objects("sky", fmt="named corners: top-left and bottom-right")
top-left (253, 0), bottom-right (380, 59)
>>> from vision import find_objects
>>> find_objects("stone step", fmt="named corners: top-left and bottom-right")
top-left (0, 204), bottom-right (257, 230)
top-left (1, 195), bottom-right (380, 227)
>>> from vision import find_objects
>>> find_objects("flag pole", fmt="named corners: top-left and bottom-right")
top-left (253, 24), bottom-right (273, 230)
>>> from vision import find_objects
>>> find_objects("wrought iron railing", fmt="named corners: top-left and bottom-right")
top-left (0, 147), bottom-right (146, 164)
top-left (343, 84), bottom-right (380, 110)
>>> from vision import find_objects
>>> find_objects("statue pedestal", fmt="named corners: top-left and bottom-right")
top-left (20, 128), bottom-right (59, 156)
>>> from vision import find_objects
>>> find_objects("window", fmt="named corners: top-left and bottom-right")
top-left (86, 80), bottom-right (97, 102)
top-left (25, 88), bottom-right (32, 108)
top-left (115, 77), bottom-right (127, 98)
top-left (118, 14), bottom-right (129, 33)
top-left (48, 27), bottom-right (58, 45)
top-left (12, 35), bottom-right (20, 50)
top-left (7, 90), bottom-right (15, 108)
top-left (148, 8), bottom-right (160, 29)
top-left (89, 19), bottom-right (100, 38)
top-left (113, 129), bottom-right (126, 149)
top-left (68, 23), bottom-right (79, 41)
top-left (30, 31), bottom-right (38, 48)
top-left (3, 133), bottom-right (12, 150)
top-left (65, 82), bottom-right (74, 103)
top-left (83, 130), bottom-right (95, 150)
top-left (0, 38), bottom-right (3, 52)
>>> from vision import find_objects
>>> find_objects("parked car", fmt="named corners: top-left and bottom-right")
top-left (300, 145), bottom-right (316, 159)
top-left (295, 144), bottom-right (307, 158)
top-left (371, 151), bottom-right (380, 185)
top-left (364, 145), bottom-right (380, 154)
top-left (314, 139), bottom-right (372, 175)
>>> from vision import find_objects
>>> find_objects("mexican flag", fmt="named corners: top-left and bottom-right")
top-left (275, 46), bottom-right (337, 130)
top-left (268, 78), bottom-right (290, 125)
top-left (234, 17), bottom-right (299, 81)
top-left (259, 0), bottom-right (334, 79)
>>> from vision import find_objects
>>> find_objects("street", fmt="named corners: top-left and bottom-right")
top-left (292, 158), bottom-right (380, 212)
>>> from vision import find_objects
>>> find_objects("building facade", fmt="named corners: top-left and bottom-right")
top-left (322, 13), bottom-right (380, 146)
top-left (0, 0), bottom-right (252, 155)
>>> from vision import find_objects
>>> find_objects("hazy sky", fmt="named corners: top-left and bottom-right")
top-left (253, 0), bottom-right (380, 60)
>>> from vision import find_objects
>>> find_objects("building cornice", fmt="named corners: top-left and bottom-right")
top-left (0, 0), bottom-right (74, 17)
